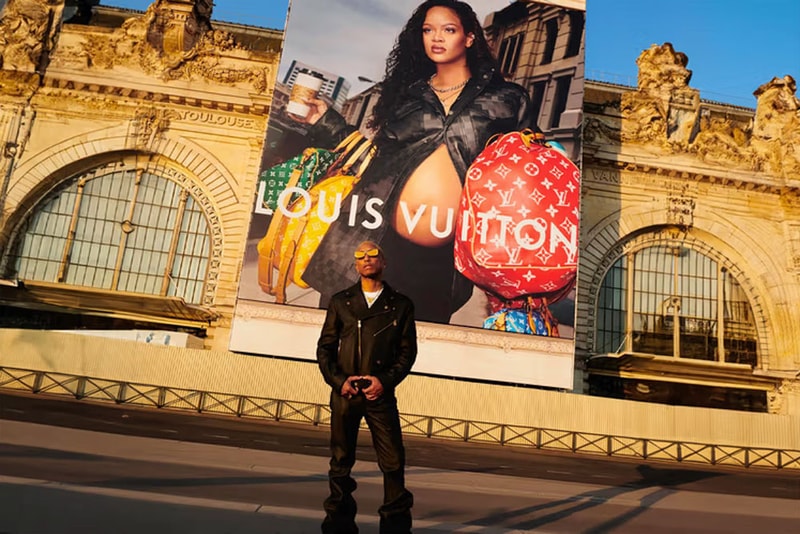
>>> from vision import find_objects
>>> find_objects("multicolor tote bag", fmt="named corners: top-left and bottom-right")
top-left (258, 148), bottom-right (338, 212)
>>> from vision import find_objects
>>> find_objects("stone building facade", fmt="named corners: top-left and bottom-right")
top-left (483, 0), bottom-right (584, 161)
top-left (0, 0), bottom-right (281, 350)
top-left (580, 43), bottom-right (800, 413)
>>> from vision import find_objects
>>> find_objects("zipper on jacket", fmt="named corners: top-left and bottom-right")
top-left (373, 319), bottom-right (397, 337)
top-left (356, 319), bottom-right (362, 374)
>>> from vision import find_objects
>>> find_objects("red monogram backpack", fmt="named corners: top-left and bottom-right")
top-left (454, 130), bottom-right (580, 301)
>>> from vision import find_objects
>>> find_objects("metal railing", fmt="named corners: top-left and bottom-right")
top-left (2, 365), bottom-right (798, 470)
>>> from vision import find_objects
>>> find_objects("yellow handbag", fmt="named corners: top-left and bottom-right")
top-left (257, 132), bottom-right (375, 303)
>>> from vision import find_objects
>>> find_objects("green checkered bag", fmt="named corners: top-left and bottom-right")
top-left (258, 147), bottom-right (338, 212)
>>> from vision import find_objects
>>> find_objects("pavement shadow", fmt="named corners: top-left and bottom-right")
top-left (451, 464), bottom-right (723, 532)
top-left (0, 481), bottom-right (317, 534)
top-left (94, 465), bottom-right (404, 491)
top-left (0, 444), bottom-right (103, 462)
top-left (94, 473), bottom-right (327, 489)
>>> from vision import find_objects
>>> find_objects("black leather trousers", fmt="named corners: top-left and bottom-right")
top-left (322, 392), bottom-right (413, 534)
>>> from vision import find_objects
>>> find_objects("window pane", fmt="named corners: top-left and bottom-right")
top-left (541, 18), bottom-right (558, 65)
top-left (565, 12), bottom-right (584, 58)
top-left (632, 246), bottom-right (674, 356)
top-left (169, 196), bottom-right (210, 303)
top-left (9, 162), bottom-right (212, 305)
top-left (62, 172), bottom-right (133, 288)
top-left (722, 268), bottom-right (757, 365)
top-left (596, 257), bottom-right (626, 353)
top-left (549, 76), bottom-right (571, 129)
top-left (677, 248), bottom-right (717, 361)
top-left (118, 173), bottom-right (178, 296)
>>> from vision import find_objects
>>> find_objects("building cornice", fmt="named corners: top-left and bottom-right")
top-left (38, 74), bottom-right (271, 117)
top-left (584, 152), bottom-right (799, 196)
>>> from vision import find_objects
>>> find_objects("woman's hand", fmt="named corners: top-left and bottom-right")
top-left (288, 97), bottom-right (329, 125)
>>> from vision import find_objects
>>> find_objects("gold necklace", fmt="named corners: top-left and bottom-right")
top-left (438, 85), bottom-right (464, 113)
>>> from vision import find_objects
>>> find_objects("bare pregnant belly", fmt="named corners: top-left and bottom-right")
top-left (392, 144), bottom-right (462, 247)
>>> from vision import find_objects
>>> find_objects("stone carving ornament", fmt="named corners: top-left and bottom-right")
top-left (621, 43), bottom-right (699, 148)
top-left (0, 0), bottom-right (64, 73)
top-left (635, 42), bottom-right (692, 96)
top-left (582, 116), bottom-right (621, 145)
top-left (65, 0), bottom-right (269, 93)
top-left (620, 92), bottom-right (666, 144)
top-left (615, 43), bottom-right (800, 179)
top-left (691, 115), bottom-right (752, 168)
top-left (132, 107), bottom-right (180, 150)
top-left (146, 0), bottom-right (211, 67)
top-left (751, 75), bottom-right (800, 177)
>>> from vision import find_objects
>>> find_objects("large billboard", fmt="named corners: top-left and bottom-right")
top-left (231, 0), bottom-right (585, 388)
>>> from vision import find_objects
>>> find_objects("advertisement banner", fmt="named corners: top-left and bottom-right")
top-left (231, 0), bottom-right (585, 388)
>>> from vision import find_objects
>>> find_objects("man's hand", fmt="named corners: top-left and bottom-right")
top-left (360, 375), bottom-right (384, 401)
top-left (340, 376), bottom-right (360, 399)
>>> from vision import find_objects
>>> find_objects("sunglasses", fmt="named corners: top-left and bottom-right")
top-left (354, 248), bottom-right (381, 260)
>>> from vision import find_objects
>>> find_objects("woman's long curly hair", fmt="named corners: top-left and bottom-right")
top-left (367, 0), bottom-right (499, 136)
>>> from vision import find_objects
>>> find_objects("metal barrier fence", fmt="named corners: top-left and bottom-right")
top-left (2, 365), bottom-right (799, 471)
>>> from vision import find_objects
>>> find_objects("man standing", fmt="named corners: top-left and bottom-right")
top-left (317, 241), bottom-right (417, 534)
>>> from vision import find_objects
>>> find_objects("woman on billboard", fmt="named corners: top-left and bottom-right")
top-left (294, 0), bottom-right (540, 323)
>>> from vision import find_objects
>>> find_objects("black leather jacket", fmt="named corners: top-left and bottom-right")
top-left (317, 282), bottom-right (417, 396)
top-left (304, 66), bottom-right (537, 312)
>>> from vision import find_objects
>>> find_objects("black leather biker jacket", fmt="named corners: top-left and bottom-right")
top-left (317, 282), bottom-right (417, 396)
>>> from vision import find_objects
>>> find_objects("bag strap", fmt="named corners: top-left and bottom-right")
top-left (334, 131), bottom-right (366, 153)
top-left (274, 219), bottom-right (307, 304)
top-left (483, 129), bottom-right (547, 151)
top-left (526, 296), bottom-right (560, 337)
top-left (302, 148), bottom-right (331, 189)
top-left (338, 137), bottom-right (375, 178)
top-left (262, 212), bottom-right (286, 295)
top-left (274, 147), bottom-right (322, 204)
top-left (354, 143), bottom-right (376, 177)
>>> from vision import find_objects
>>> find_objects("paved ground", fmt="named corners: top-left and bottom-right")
top-left (0, 391), bottom-right (798, 533)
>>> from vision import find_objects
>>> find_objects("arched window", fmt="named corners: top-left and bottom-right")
top-left (6, 159), bottom-right (211, 305)
top-left (595, 245), bottom-right (758, 366)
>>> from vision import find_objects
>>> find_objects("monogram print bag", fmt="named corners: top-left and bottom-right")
top-left (454, 129), bottom-right (580, 300)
